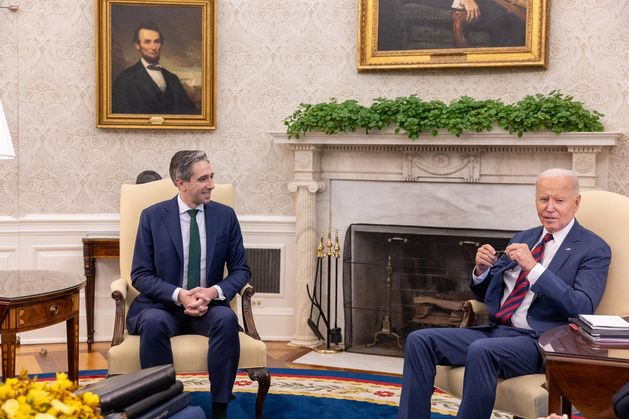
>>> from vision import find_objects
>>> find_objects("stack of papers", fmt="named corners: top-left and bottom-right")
top-left (569, 315), bottom-right (629, 347)
top-left (578, 314), bottom-right (629, 330)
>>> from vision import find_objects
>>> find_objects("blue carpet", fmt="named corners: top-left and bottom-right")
top-left (189, 368), bottom-right (404, 418)
top-left (190, 392), bottom-right (404, 419)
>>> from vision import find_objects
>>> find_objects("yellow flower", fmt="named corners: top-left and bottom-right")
top-left (1, 398), bottom-right (19, 417)
top-left (0, 371), bottom-right (102, 418)
top-left (81, 392), bottom-right (100, 408)
top-left (0, 385), bottom-right (16, 401)
top-left (26, 388), bottom-right (50, 411)
top-left (50, 399), bottom-right (74, 415)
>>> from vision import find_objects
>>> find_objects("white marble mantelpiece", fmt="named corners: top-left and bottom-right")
top-left (272, 130), bottom-right (620, 347)
top-left (273, 130), bottom-right (619, 188)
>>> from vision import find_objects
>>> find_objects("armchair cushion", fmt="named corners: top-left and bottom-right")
top-left (108, 332), bottom-right (267, 375)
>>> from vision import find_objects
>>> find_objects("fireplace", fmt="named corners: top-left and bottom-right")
top-left (342, 224), bottom-right (514, 356)
top-left (272, 130), bottom-right (618, 347)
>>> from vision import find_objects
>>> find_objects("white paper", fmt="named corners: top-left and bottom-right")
top-left (579, 314), bottom-right (629, 329)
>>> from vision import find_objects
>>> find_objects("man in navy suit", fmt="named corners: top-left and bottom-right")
top-left (128, 150), bottom-right (249, 419)
top-left (398, 168), bottom-right (611, 419)
top-left (112, 22), bottom-right (199, 115)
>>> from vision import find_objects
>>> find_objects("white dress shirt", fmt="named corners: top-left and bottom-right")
top-left (171, 195), bottom-right (225, 304)
top-left (141, 58), bottom-right (167, 93)
top-left (473, 218), bottom-right (575, 329)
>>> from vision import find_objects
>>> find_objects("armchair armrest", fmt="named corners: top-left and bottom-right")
top-left (239, 283), bottom-right (262, 341)
top-left (110, 277), bottom-right (128, 300)
top-left (109, 279), bottom-right (263, 346)
top-left (460, 300), bottom-right (489, 327)
top-left (110, 278), bottom-right (128, 347)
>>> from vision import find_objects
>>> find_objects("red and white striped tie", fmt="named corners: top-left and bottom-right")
top-left (495, 233), bottom-right (553, 325)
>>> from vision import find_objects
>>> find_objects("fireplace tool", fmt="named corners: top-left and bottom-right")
top-left (367, 237), bottom-right (405, 350)
top-left (306, 233), bottom-right (326, 341)
top-left (329, 230), bottom-right (342, 346)
top-left (307, 229), bottom-right (343, 353)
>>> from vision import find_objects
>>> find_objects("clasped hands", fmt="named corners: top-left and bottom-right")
top-left (177, 287), bottom-right (218, 317)
top-left (474, 243), bottom-right (538, 276)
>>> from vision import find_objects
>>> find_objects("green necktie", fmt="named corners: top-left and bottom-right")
top-left (187, 209), bottom-right (201, 289)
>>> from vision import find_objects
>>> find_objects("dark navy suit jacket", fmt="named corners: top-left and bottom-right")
top-left (471, 220), bottom-right (611, 334)
top-left (112, 61), bottom-right (199, 115)
top-left (127, 196), bottom-right (250, 334)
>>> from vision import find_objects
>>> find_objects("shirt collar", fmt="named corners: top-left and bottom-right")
top-left (141, 57), bottom-right (161, 70)
top-left (542, 217), bottom-right (574, 247)
top-left (177, 195), bottom-right (204, 215)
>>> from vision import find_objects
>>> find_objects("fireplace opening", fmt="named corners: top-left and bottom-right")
top-left (342, 223), bottom-right (516, 357)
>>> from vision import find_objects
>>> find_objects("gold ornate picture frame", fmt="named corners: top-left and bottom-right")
top-left (97, 0), bottom-right (216, 130)
top-left (358, 0), bottom-right (548, 70)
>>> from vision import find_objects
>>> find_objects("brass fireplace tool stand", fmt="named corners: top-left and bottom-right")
top-left (307, 229), bottom-right (343, 353)
top-left (367, 238), bottom-right (404, 350)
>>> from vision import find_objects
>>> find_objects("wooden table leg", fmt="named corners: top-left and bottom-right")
top-left (547, 366), bottom-right (561, 415)
top-left (560, 397), bottom-right (572, 418)
top-left (547, 365), bottom-right (572, 418)
top-left (82, 253), bottom-right (95, 353)
top-left (66, 314), bottom-right (80, 382)
top-left (1, 331), bottom-right (17, 379)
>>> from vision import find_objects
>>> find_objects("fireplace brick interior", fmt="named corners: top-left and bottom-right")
top-left (343, 223), bottom-right (515, 357)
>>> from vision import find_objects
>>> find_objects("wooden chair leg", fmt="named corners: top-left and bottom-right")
top-left (245, 367), bottom-right (271, 419)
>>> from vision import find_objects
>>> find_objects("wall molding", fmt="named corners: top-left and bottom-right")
top-left (1, 213), bottom-right (297, 343)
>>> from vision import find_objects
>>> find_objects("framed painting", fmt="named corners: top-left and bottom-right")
top-left (358, 0), bottom-right (548, 70)
top-left (97, 0), bottom-right (216, 130)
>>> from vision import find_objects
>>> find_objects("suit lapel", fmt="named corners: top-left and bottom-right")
top-left (525, 226), bottom-right (544, 250)
top-left (498, 227), bottom-right (542, 274)
top-left (163, 197), bottom-right (184, 264)
top-left (133, 61), bottom-right (162, 99)
top-left (547, 221), bottom-right (581, 272)
top-left (204, 202), bottom-right (218, 276)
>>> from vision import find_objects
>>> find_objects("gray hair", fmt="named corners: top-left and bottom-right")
top-left (536, 168), bottom-right (580, 196)
top-left (169, 150), bottom-right (209, 184)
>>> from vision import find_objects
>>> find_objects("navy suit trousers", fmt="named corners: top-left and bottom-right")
top-left (398, 325), bottom-right (543, 419)
top-left (135, 303), bottom-right (240, 404)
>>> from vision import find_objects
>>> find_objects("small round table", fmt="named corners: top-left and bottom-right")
top-left (539, 324), bottom-right (629, 419)
top-left (0, 270), bottom-right (85, 382)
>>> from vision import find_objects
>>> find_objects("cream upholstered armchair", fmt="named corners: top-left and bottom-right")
top-left (434, 190), bottom-right (629, 418)
top-left (108, 179), bottom-right (270, 419)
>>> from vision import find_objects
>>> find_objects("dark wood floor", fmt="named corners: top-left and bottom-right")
top-left (13, 341), bottom-right (321, 376)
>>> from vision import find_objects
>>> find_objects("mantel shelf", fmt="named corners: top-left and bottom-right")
top-left (272, 129), bottom-right (619, 189)
top-left (271, 131), bottom-right (620, 148)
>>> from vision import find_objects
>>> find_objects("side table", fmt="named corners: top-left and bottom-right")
top-left (539, 324), bottom-right (629, 418)
top-left (0, 270), bottom-right (85, 382)
top-left (82, 237), bottom-right (120, 352)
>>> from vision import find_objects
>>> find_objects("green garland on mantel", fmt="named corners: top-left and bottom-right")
top-left (283, 91), bottom-right (604, 140)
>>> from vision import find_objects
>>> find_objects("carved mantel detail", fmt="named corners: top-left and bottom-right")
top-left (403, 151), bottom-right (480, 182)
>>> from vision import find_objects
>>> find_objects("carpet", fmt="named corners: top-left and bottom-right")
top-left (70, 368), bottom-right (513, 418)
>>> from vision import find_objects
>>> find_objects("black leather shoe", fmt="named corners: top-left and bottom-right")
top-left (212, 402), bottom-right (228, 419)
